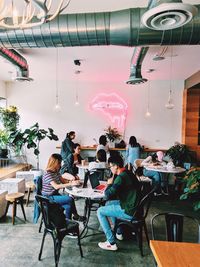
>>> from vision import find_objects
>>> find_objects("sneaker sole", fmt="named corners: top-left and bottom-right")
top-left (98, 243), bottom-right (118, 251)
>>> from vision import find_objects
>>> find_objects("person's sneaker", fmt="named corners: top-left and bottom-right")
top-left (98, 241), bottom-right (118, 251)
top-left (116, 233), bottom-right (123, 241)
top-left (72, 214), bottom-right (86, 222)
top-left (154, 192), bottom-right (162, 197)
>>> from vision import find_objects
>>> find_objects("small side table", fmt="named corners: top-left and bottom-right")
top-left (5, 192), bottom-right (26, 225)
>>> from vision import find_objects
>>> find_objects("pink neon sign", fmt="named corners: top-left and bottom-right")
top-left (90, 93), bottom-right (128, 130)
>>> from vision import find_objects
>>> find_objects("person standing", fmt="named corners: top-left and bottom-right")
top-left (97, 155), bottom-right (140, 251)
top-left (126, 136), bottom-right (141, 165)
top-left (60, 143), bottom-right (82, 178)
top-left (61, 131), bottom-right (76, 162)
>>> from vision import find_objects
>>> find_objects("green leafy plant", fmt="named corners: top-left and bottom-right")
top-left (180, 167), bottom-right (200, 211)
top-left (23, 123), bottom-right (58, 169)
top-left (166, 143), bottom-right (192, 167)
top-left (0, 105), bottom-right (20, 132)
top-left (104, 126), bottom-right (122, 142)
top-left (0, 129), bottom-right (9, 149)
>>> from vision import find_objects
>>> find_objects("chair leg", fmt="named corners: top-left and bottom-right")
top-left (26, 188), bottom-right (31, 207)
top-left (19, 197), bottom-right (26, 221)
top-left (38, 230), bottom-right (47, 260)
top-left (12, 201), bottom-right (16, 225)
top-left (39, 217), bottom-right (43, 233)
top-left (137, 227), bottom-right (144, 257)
top-left (53, 237), bottom-right (61, 267)
top-left (76, 228), bottom-right (83, 257)
top-left (143, 223), bottom-right (149, 245)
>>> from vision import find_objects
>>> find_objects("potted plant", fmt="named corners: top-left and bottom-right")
top-left (0, 129), bottom-right (9, 158)
top-left (180, 167), bottom-right (200, 211)
top-left (104, 126), bottom-right (122, 142)
top-left (0, 105), bottom-right (20, 132)
top-left (23, 123), bottom-right (59, 169)
top-left (166, 143), bottom-right (192, 167)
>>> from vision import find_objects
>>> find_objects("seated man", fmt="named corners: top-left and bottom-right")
top-left (97, 154), bottom-right (141, 251)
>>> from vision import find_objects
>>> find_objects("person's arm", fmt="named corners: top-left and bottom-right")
top-left (104, 175), bottom-right (122, 200)
top-left (141, 156), bottom-right (152, 166)
top-left (50, 179), bottom-right (79, 190)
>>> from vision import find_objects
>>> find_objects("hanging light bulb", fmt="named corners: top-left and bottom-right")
top-left (75, 90), bottom-right (79, 106)
top-left (165, 47), bottom-right (175, 110)
top-left (74, 70), bottom-right (81, 106)
top-left (145, 81), bottom-right (151, 118)
top-left (54, 48), bottom-right (61, 112)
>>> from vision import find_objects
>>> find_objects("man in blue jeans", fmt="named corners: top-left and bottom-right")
top-left (97, 155), bottom-right (141, 251)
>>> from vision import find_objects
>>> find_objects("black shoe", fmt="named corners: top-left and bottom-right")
top-left (73, 214), bottom-right (86, 222)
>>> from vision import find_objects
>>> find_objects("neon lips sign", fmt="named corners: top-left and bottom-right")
top-left (90, 93), bottom-right (128, 130)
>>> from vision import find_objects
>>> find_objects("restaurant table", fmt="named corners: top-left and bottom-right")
top-left (65, 186), bottom-right (105, 238)
top-left (150, 240), bottom-right (200, 267)
top-left (144, 165), bottom-right (186, 195)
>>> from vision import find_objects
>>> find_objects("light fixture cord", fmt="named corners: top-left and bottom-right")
top-left (169, 46), bottom-right (173, 97)
top-left (56, 48), bottom-right (58, 104)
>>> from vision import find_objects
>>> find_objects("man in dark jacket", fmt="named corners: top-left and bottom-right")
top-left (97, 154), bottom-right (140, 251)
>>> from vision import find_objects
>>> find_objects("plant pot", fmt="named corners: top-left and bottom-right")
top-left (0, 148), bottom-right (8, 158)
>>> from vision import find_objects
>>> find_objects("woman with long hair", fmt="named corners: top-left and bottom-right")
top-left (61, 131), bottom-right (76, 162)
top-left (126, 136), bottom-right (141, 165)
top-left (42, 153), bottom-right (85, 221)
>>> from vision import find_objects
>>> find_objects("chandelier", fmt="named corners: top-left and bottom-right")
top-left (0, 0), bottom-right (71, 29)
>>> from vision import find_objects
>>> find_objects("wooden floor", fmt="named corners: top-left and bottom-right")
top-left (0, 163), bottom-right (32, 180)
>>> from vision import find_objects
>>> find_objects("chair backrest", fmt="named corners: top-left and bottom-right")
top-left (133, 186), bottom-right (155, 220)
top-left (151, 212), bottom-right (200, 243)
top-left (134, 159), bottom-right (144, 168)
top-left (34, 175), bottom-right (43, 195)
top-left (35, 195), bottom-right (67, 231)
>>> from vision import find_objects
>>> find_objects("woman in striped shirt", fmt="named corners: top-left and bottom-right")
top-left (42, 153), bottom-right (85, 221)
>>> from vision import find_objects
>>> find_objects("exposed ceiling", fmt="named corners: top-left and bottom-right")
top-left (0, 0), bottom-right (200, 83)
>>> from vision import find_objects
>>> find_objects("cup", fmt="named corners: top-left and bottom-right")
top-left (81, 160), bottom-right (86, 166)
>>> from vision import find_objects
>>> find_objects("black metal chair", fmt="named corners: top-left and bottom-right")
top-left (151, 212), bottom-right (200, 243)
top-left (114, 186), bottom-right (156, 256)
top-left (35, 195), bottom-right (83, 267)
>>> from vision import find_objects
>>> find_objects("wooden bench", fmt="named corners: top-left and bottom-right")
top-left (0, 163), bottom-right (31, 181)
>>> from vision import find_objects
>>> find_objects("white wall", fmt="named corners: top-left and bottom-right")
top-left (0, 81), bottom-right (6, 98)
top-left (6, 79), bottom-right (184, 169)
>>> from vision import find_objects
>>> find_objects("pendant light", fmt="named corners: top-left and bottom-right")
top-left (145, 81), bottom-right (151, 118)
top-left (54, 48), bottom-right (61, 112)
top-left (74, 70), bottom-right (81, 106)
top-left (165, 47), bottom-right (175, 110)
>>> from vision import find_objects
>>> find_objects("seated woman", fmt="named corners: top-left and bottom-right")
top-left (42, 153), bottom-right (85, 221)
top-left (141, 151), bottom-right (165, 194)
top-left (60, 143), bottom-right (83, 180)
top-left (88, 149), bottom-right (107, 172)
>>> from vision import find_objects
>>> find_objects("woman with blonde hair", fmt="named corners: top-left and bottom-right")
top-left (41, 153), bottom-right (85, 221)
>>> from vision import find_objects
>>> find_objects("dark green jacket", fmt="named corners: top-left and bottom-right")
top-left (105, 170), bottom-right (140, 216)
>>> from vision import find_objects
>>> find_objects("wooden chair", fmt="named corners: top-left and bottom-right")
top-left (25, 181), bottom-right (35, 206)
top-left (5, 192), bottom-right (26, 225)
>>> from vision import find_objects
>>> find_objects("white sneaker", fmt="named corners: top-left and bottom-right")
top-left (116, 233), bottom-right (123, 241)
top-left (98, 241), bottom-right (118, 251)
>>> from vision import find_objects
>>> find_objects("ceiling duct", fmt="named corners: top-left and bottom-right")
top-left (0, 5), bottom-right (199, 48)
top-left (126, 47), bottom-right (148, 85)
top-left (142, 0), bottom-right (198, 31)
top-left (0, 48), bottom-right (33, 81)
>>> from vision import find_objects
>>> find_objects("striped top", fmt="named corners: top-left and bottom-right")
top-left (41, 171), bottom-right (61, 196)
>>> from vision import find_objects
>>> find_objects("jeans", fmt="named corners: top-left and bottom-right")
top-left (143, 169), bottom-right (162, 192)
top-left (97, 200), bottom-right (133, 244)
top-left (48, 194), bottom-right (77, 219)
